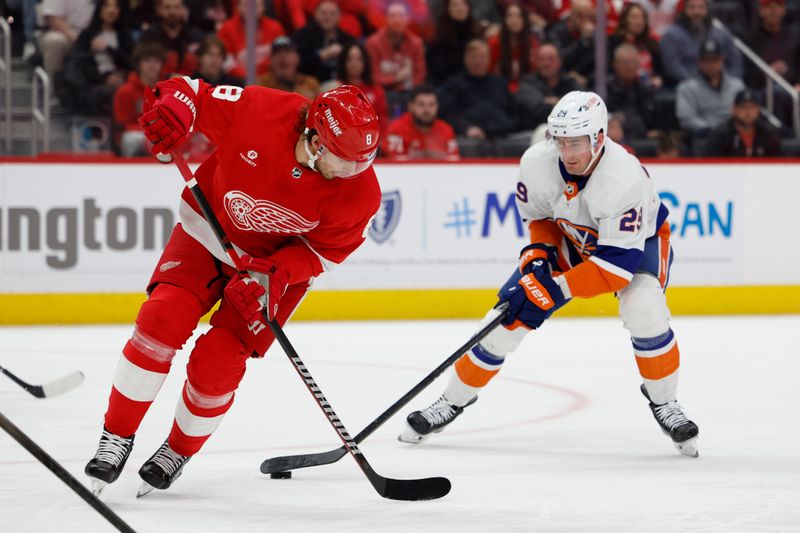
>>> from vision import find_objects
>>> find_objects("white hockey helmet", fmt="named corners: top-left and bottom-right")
top-left (547, 91), bottom-right (608, 159)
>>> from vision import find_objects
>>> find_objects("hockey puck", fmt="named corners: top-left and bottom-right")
top-left (270, 471), bottom-right (292, 479)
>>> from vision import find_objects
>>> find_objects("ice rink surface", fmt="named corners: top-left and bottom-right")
top-left (1, 316), bottom-right (799, 533)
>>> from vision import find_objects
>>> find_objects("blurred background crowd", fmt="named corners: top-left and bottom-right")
top-left (2, 0), bottom-right (799, 159)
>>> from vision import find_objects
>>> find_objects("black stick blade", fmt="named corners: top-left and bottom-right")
top-left (379, 476), bottom-right (452, 501)
top-left (260, 447), bottom-right (347, 474)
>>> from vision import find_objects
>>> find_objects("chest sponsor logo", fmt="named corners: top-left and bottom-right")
top-left (556, 218), bottom-right (598, 258)
top-left (224, 191), bottom-right (320, 234)
top-left (369, 190), bottom-right (401, 244)
top-left (291, 167), bottom-right (303, 179)
top-left (240, 150), bottom-right (258, 167)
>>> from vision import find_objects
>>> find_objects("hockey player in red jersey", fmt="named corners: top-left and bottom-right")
top-left (400, 91), bottom-right (700, 457)
top-left (85, 80), bottom-right (381, 496)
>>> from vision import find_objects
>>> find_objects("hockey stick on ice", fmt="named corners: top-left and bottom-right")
top-left (260, 306), bottom-right (508, 474)
top-left (0, 410), bottom-right (136, 532)
top-left (171, 153), bottom-right (450, 501)
top-left (0, 365), bottom-right (85, 399)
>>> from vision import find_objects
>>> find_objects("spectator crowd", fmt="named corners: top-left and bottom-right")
top-left (4, 0), bottom-right (800, 159)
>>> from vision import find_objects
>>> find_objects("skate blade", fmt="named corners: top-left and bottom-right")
top-left (675, 437), bottom-right (699, 457)
top-left (397, 424), bottom-right (429, 444)
top-left (136, 482), bottom-right (155, 498)
top-left (90, 479), bottom-right (107, 497)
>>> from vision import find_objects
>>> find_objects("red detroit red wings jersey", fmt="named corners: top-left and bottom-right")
top-left (384, 112), bottom-right (459, 161)
top-left (174, 78), bottom-right (381, 286)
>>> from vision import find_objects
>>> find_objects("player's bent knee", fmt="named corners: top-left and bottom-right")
top-left (136, 283), bottom-right (204, 349)
top-left (187, 327), bottom-right (248, 396)
top-left (618, 274), bottom-right (671, 338)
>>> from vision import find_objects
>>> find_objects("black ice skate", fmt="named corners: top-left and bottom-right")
top-left (85, 427), bottom-right (135, 496)
top-left (136, 440), bottom-right (191, 497)
top-left (641, 384), bottom-right (699, 457)
top-left (398, 395), bottom-right (477, 444)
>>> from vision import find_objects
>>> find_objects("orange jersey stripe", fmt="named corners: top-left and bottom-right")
top-left (562, 260), bottom-right (630, 299)
top-left (454, 355), bottom-right (501, 388)
top-left (635, 344), bottom-right (680, 380)
top-left (528, 219), bottom-right (562, 247)
top-left (657, 222), bottom-right (671, 288)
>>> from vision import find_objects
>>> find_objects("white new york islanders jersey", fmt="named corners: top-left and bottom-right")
top-left (516, 139), bottom-right (668, 282)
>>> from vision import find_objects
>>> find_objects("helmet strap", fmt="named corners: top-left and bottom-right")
top-left (303, 128), bottom-right (321, 172)
top-left (578, 145), bottom-right (603, 175)
top-left (577, 131), bottom-right (605, 175)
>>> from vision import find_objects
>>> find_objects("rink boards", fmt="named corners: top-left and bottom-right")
top-left (1, 159), bottom-right (799, 324)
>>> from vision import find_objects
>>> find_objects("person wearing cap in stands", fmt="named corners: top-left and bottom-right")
top-left (676, 37), bottom-right (745, 138)
top-left (258, 35), bottom-right (321, 99)
top-left (704, 89), bottom-right (782, 157)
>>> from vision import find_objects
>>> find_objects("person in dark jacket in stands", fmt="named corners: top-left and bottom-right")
top-left (138, 0), bottom-right (205, 76)
top-left (743, 0), bottom-right (799, 88)
top-left (438, 39), bottom-right (518, 140)
top-left (660, 0), bottom-right (742, 86)
top-left (57, 0), bottom-right (134, 115)
top-left (426, 0), bottom-right (485, 86)
top-left (704, 89), bottom-right (782, 157)
top-left (515, 43), bottom-right (580, 129)
top-left (606, 43), bottom-right (658, 139)
top-left (743, 0), bottom-right (799, 128)
top-left (291, 0), bottom-right (355, 85)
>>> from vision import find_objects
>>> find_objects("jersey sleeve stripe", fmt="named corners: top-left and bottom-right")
top-left (528, 219), bottom-right (562, 247)
top-left (592, 244), bottom-right (642, 279)
top-left (182, 76), bottom-right (200, 95)
top-left (179, 199), bottom-right (246, 267)
top-left (561, 260), bottom-right (630, 298)
top-left (656, 202), bottom-right (669, 231)
top-left (589, 255), bottom-right (635, 281)
top-left (297, 236), bottom-right (337, 272)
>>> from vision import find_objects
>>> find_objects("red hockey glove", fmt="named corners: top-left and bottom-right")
top-left (138, 80), bottom-right (197, 161)
top-left (224, 256), bottom-right (289, 323)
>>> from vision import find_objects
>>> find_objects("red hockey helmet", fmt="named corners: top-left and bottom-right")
top-left (305, 85), bottom-right (380, 177)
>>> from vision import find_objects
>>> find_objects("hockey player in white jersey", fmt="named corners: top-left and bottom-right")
top-left (400, 91), bottom-right (700, 457)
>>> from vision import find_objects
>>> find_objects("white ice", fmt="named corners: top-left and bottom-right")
top-left (1, 316), bottom-right (799, 533)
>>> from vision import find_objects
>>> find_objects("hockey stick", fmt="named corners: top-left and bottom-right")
top-left (0, 365), bottom-right (85, 399)
top-left (0, 410), bottom-right (136, 532)
top-left (171, 153), bottom-right (450, 501)
top-left (260, 307), bottom-right (508, 474)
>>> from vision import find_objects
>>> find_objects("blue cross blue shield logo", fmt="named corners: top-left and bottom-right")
top-left (369, 190), bottom-right (401, 244)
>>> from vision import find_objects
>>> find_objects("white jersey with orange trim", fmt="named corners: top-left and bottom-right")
top-left (515, 139), bottom-right (668, 283)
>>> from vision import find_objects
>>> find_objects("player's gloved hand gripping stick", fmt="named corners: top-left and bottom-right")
top-left (139, 83), bottom-right (196, 161)
top-left (224, 255), bottom-right (288, 323)
top-left (170, 152), bottom-right (450, 501)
